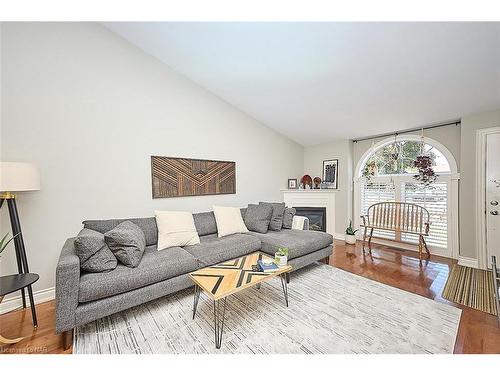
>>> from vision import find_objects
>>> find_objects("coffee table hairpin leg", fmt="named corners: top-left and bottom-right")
top-left (213, 298), bottom-right (227, 349)
top-left (280, 273), bottom-right (289, 307)
top-left (192, 284), bottom-right (201, 319)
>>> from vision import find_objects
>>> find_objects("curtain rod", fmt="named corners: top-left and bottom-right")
top-left (352, 120), bottom-right (460, 143)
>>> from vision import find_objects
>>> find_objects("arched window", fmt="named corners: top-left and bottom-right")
top-left (354, 135), bottom-right (459, 258)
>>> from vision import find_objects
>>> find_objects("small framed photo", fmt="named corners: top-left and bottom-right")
top-left (288, 178), bottom-right (298, 189)
top-left (322, 159), bottom-right (338, 189)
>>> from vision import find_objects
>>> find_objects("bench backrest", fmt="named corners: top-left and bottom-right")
top-left (364, 202), bottom-right (430, 235)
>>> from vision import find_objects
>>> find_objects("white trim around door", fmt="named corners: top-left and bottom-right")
top-left (475, 126), bottom-right (500, 270)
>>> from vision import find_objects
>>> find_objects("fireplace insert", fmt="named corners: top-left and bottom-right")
top-left (294, 207), bottom-right (326, 232)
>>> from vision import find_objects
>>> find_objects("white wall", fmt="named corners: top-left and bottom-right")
top-left (303, 140), bottom-right (353, 235)
top-left (0, 23), bottom-right (304, 298)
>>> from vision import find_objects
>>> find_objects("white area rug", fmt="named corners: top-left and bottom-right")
top-left (74, 263), bottom-right (461, 354)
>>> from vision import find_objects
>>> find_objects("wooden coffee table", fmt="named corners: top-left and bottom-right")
top-left (189, 252), bottom-right (292, 349)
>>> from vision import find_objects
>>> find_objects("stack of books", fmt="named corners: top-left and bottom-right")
top-left (257, 259), bottom-right (279, 273)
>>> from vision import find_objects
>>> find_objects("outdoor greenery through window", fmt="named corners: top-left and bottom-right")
top-left (359, 139), bottom-right (452, 249)
top-left (363, 140), bottom-right (451, 177)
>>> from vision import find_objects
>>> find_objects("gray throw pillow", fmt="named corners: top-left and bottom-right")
top-left (104, 221), bottom-right (146, 268)
top-left (259, 202), bottom-right (286, 231)
top-left (282, 207), bottom-right (296, 229)
top-left (244, 204), bottom-right (273, 233)
top-left (74, 228), bottom-right (117, 273)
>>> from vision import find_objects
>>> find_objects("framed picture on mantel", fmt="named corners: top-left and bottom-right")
top-left (322, 159), bottom-right (338, 189)
top-left (288, 178), bottom-right (298, 189)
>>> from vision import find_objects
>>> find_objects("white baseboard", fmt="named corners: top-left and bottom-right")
top-left (0, 287), bottom-right (55, 314)
top-left (333, 233), bottom-right (345, 241)
top-left (458, 256), bottom-right (479, 269)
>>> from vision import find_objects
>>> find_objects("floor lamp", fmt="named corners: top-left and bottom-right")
top-left (0, 162), bottom-right (40, 327)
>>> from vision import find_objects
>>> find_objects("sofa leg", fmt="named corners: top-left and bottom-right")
top-left (324, 256), bottom-right (330, 264)
top-left (62, 329), bottom-right (73, 351)
top-left (286, 273), bottom-right (290, 284)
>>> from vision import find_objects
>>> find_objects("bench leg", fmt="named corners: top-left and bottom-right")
top-left (421, 236), bottom-right (431, 258)
top-left (362, 226), bottom-right (368, 254)
top-left (367, 228), bottom-right (374, 254)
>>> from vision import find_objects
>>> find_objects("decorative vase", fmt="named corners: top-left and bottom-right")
top-left (345, 234), bottom-right (356, 245)
top-left (275, 254), bottom-right (288, 266)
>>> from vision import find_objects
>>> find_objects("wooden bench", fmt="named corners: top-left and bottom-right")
top-left (360, 202), bottom-right (431, 261)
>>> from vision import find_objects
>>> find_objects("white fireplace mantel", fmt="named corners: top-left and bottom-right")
top-left (281, 189), bottom-right (336, 236)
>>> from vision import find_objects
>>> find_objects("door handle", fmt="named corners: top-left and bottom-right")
top-left (491, 200), bottom-right (499, 206)
top-left (491, 210), bottom-right (499, 216)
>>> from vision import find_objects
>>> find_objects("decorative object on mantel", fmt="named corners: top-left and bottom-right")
top-left (413, 129), bottom-right (438, 186)
top-left (151, 156), bottom-right (235, 198)
top-left (287, 178), bottom-right (298, 189)
top-left (0, 161), bottom-right (41, 339)
top-left (300, 175), bottom-right (312, 189)
top-left (313, 177), bottom-right (322, 189)
top-left (345, 220), bottom-right (358, 245)
top-left (322, 159), bottom-right (338, 189)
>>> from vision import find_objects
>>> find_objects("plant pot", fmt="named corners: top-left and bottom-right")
top-left (345, 234), bottom-right (356, 245)
top-left (275, 254), bottom-right (288, 266)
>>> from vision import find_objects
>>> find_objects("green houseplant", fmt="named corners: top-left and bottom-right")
top-left (0, 232), bottom-right (18, 257)
top-left (345, 220), bottom-right (358, 245)
top-left (0, 232), bottom-right (19, 270)
top-left (275, 247), bottom-right (289, 266)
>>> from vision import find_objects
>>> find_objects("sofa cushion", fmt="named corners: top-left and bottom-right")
top-left (244, 203), bottom-right (273, 233)
top-left (282, 207), bottom-right (296, 229)
top-left (183, 233), bottom-right (261, 267)
top-left (248, 229), bottom-right (333, 260)
top-left (104, 221), bottom-right (146, 268)
top-left (193, 211), bottom-right (218, 236)
top-left (259, 202), bottom-right (286, 231)
top-left (74, 228), bottom-right (117, 273)
top-left (78, 245), bottom-right (198, 303)
top-left (83, 217), bottom-right (157, 246)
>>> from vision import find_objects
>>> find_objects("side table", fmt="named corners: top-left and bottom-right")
top-left (0, 273), bottom-right (39, 344)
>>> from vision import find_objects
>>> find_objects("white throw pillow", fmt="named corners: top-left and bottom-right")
top-left (213, 205), bottom-right (249, 238)
top-left (155, 211), bottom-right (200, 250)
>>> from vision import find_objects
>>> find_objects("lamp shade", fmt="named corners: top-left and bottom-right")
top-left (0, 162), bottom-right (40, 192)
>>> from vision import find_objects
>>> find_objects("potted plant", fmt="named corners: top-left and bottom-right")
top-left (345, 221), bottom-right (358, 245)
top-left (275, 247), bottom-right (289, 266)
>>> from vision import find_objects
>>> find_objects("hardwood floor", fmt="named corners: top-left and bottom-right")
top-left (1, 239), bottom-right (499, 354)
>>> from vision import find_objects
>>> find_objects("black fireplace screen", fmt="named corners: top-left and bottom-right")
top-left (294, 207), bottom-right (326, 232)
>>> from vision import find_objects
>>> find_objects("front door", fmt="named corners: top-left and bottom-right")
top-left (486, 132), bottom-right (500, 265)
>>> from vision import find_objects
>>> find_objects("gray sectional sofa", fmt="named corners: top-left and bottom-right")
top-left (55, 210), bottom-right (333, 344)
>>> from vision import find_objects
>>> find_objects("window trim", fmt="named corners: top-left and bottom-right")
top-left (353, 135), bottom-right (460, 259)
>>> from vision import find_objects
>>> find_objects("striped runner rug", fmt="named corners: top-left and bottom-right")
top-left (442, 265), bottom-right (497, 316)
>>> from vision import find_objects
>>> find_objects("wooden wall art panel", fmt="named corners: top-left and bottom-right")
top-left (151, 156), bottom-right (236, 198)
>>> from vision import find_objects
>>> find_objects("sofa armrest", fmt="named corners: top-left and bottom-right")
top-left (292, 215), bottom-right (309, 230)
top-left (55, 238), bottom-right (80, 333)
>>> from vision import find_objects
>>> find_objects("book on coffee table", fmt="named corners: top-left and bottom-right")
top-left (257, 259), bottom-right (279, 272)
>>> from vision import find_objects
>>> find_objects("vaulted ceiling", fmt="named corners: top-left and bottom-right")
top-left (104, 22), bottom-right (500, 146)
